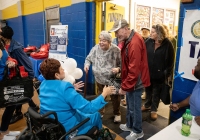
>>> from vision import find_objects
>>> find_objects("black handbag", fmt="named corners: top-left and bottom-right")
top-left (160, 80), bottom-right (171, 105)
top-left (109, 73), bottom-right (121, 94)
top-left (0, 65), bottom-right (34, 108)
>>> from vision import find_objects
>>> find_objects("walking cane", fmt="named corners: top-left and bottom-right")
top-left (83, 71), bottom-right (88, 98)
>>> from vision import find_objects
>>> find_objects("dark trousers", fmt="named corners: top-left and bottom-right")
top-left (15, 99), bottom-right (37, 115)
top-left (144, 82), bottom-right (163, 112)
top-left (0, 106), bottom-right (16, 131)
top-left (96, 82), bottom-right (121, 115)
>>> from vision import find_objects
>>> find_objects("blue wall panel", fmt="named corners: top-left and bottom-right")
top-left (6, 16), bottom-right (24, 46)
top-left (23, 12), bottom-right (45, 48)
top-left (6, 2), bottom-right (96, 95)
top-left (171, 0), bottom-right (200, 123)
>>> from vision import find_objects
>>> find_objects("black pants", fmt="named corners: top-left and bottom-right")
top-left (144, 82), bottom-right (163, 112)
top-left (15, 99), bottom-right (37, 115)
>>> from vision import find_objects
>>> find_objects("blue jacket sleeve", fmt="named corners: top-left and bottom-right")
top-left (63, 83), bottom-right (107, 113)
top-left (11, 48), bottom-right (34, 78)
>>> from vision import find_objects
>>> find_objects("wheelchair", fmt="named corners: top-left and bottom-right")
top-left (17, 107), bottom-right (115, 140)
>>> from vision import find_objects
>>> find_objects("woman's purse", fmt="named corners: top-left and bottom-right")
top-left (160, 76), bottom-right (171, 105)
top-left (0, 65), bottom-right (34, 107)
top-left (109, 72), bottom-right (121, 94)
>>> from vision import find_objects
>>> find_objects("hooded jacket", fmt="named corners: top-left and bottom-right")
top-left (7, 39), bottom-right (34, 78)
top-left (121, 30), bottom-right (150, 92)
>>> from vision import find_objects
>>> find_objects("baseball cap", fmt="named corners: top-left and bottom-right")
top-left (109, 19), bottom-right (129, 32)
top-left (141, 27), bottom-right (150, 31)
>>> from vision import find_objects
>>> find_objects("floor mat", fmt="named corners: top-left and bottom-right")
top-left (102, 101), bottom-right (168, 139)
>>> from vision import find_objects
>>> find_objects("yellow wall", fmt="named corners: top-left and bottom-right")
top-left (1, 0), bottom-right (72, 19)
top-left (2, 4), bottom-right (18, 19)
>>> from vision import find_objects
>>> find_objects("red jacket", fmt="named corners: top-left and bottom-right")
top-left (121, 30), bottom-right (150, 92)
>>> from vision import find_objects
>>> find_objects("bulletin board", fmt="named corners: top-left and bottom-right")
top-left (152, 7), bottom-right (164, 25)
top-left (135, 5), bottom-right (151, 33)
top-left (135, 4), bottom-right (176, 35)
top-left (165, 10), bottom-right (176, 35)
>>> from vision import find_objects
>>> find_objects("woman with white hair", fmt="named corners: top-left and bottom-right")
top-left (84, 31), bottom-right (122, 123)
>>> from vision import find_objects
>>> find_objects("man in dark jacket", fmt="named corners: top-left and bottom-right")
top-left (109, 19), bottom-right (150, 140)
top-left (0, 26), bottom-right (38, 125)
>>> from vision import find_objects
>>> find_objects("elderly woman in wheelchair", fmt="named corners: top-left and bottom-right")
top-left (18, 58), bottom-right (116, 140)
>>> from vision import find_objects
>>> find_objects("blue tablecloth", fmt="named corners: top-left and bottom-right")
top-left (29, 57), bottom-right (45, 78)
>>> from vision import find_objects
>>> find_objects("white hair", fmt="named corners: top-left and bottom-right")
top-left (99, 30), bottom-right (112, 42)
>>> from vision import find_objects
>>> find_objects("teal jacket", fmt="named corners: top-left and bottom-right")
top-left (39, 80), bottom-right (107, 135)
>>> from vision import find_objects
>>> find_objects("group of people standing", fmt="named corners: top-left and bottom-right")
top-left (84, 19), bottom-right (176, 140)
top-left (0, 18), bottom-right (181, 140)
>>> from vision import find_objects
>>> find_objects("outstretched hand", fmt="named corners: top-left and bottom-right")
top-left (74, 81), bottom-right (84, 91)
top-left (169, 103), bottom-right (179, 111)
top-left (102, 85), bottom-right (116, 96)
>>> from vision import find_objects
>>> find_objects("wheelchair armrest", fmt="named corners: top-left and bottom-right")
top-left (59, 117), bottom-right (90, 140)
top-left (28, 107), bottom-right (59, 123)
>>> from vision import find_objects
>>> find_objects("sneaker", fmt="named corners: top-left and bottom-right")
top-left (114, 115), bottom-right (121, 123)
top-left (126, 131), bottom-right (144, 140)
top-left (119, 124), bottom-right (132, 132)
top-left (10, 112), bottom-right (23, 124)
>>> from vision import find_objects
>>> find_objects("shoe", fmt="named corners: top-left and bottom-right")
top-left (121, 99), bottom-right (127, 106)
top-left (119, 124), bottom-right (132, 132)
top-left (10, 112), bottom-right (23, 124)
top-left (125, 131), bottom-right (144, 140)
top-left (141, 105), bottom-right (151, 111)
top-left (141, 92), bottom-right (146, 100)
top-left (114, 115), bottom-right (121, 123)
top-left (151, 112), bottom-right (157, 121)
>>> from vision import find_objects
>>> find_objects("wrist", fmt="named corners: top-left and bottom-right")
top-left (176, 103), bottom-right (180, 109)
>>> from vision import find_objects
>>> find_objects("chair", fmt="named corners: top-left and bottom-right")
top-left (17, 107), bottom-right (114, 140)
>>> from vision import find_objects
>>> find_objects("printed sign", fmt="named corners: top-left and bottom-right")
top-left (178, 10), bottom-right (200, 81)
top-left (49, 25), bottom-right (68, 53)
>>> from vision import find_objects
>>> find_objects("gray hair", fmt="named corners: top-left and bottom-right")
top-left (99, 31), bottom-right (112, 42)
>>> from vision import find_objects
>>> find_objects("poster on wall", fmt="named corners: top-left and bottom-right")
top-left (135, 5), bottom-right (151, 33)
top-left (152, 7), bottom-right (164, 26)
top-left (49, 25), bottom-right (68, 60)
top-left (178, 10), bottom-right (200, 81)
top-left (164, 10), bottom-right (176, 35)
top-left (49, 25), bottom-right (68, 52)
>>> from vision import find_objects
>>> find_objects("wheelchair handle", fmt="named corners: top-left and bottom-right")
top-left (59, 117), bottom-right (90, 140)
top-left (28, 107), bottom-right (59, 123)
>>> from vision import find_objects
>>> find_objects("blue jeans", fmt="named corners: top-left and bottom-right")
top-left (126, 88), bottom-right (143, 133)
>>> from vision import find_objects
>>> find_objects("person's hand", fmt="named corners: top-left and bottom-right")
top-left (119, 88), bottom-right (126, 95)
top-left (169, 103), bottom-right (179, 111)
top-left (6, 60), bottom-right (16, 68)
top-left (74, 81), bottom-right (84, 91)
top-left (195, 116), bottom-right (200, 126)
top-left (102, 86), bottom-right (116, 98)
top-left (111, 67), bottom-right (120, 74)
top-left (84, 65), bottom-right (89, 73)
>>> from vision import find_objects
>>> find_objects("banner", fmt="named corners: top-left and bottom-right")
top-left (49, 25), bottom-right (68, 53)
top-left (49, 25), bottom-right (68, 60)
top-left (178, 10), bottom-right (200, 81)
